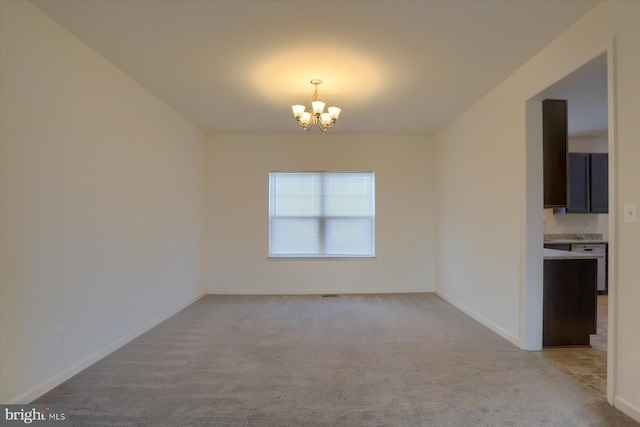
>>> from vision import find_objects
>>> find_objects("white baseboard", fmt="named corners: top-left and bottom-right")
top-left (206, 288), bottom-right (433, 295)
top-left (434, 289), bottom-right (521, 348)
top-left (614, 396), bottom-right (640, 423)
top-left (8, 292), bottom-right (205, 404)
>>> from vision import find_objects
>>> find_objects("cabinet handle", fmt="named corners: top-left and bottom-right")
top-left (583, 248), bottom-right (594, 251)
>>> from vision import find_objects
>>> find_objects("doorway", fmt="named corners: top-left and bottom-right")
top-left (523, 49), bottom-right (616, 403)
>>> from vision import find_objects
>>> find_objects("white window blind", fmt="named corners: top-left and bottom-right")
top-left (269, 171), bottom-right (375, 257)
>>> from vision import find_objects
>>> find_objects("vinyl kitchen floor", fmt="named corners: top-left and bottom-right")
top-left (541, 295), bottom-right (608, 396)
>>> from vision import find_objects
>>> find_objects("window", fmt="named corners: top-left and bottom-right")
top-left (269, 171), bottom-right (375, 257)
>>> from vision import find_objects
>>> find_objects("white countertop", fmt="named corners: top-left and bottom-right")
top-left (544, 240), bottom-right (608, 245)
top-left (543, 248), bottom-right (604, 260)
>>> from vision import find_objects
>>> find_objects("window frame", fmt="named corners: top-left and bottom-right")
top-left (268, 171), bottom-right (376, 259)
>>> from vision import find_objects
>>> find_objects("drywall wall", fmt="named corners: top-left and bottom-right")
top-left (205, 133), bottom-right (435, 295)
top-left (435, 0), bottom-right (639, 420)
top-left (0, 2), bottom-right (205, 403)
top-left (434, 91), bottom-right (524, 344)
top-left (569, 136), bottom-right (608, 153)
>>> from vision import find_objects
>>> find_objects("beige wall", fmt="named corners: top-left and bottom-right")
top-left (0, 2), bottom-right (206, 403)
top-left (569, 136), bottom-right (608, 153)
top-left (434, 90), bottom-right (524, 344)
top-left (205, 133), bottom-right (435, 295)
top-left (435, 0), bottom-right (639, 420)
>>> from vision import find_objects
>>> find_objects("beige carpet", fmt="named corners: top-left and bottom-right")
top-left (34, 294), bottom-right (638, 426)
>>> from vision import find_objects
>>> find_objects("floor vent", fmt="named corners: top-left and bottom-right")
top-left (321, 294), bottom-right (339, 298)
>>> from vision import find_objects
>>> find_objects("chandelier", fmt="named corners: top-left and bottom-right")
top-left (291, 79), bottom-right (341, 132)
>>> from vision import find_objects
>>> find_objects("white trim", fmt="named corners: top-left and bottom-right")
top-left (614, 396), bottom-right (640, 424)
top-left (435, 290), bottom-right (521, 348)
top-left (521, 98), bottom-right (544, 351)
top-left (267, 256), bottom-right (377, 260)
top-left (7, 292), bottom-right (205, 404)
top-left (207, 288), bottom-right (432, 295)
top-left (605, 37), bottom-right (617, 406)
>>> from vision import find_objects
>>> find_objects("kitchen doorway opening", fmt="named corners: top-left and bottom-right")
top-left (523, 47), bottom-right (616, 404)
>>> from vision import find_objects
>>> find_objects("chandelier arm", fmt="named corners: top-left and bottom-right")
top-left (303, 119), bottom-right (313, 131)
top-left (296, 120), bottom-right (312, 131)
top-left (316, 120), bottom-right (328, 132)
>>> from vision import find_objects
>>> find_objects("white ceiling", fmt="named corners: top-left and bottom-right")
top-left (31, 0), bottom-right (599, 135)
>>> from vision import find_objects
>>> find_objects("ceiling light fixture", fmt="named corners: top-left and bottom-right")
top-left (291, 79), bottom-right (341, 132)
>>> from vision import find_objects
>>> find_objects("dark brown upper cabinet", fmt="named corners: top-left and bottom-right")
top-left (543, 99), bottom-right (568, 208)
top-left (590, 153), bottom-right (609, 213)
top-left (560, 153), bottom-right (608, 214)
top-left (567, 153), bottom-right (590, 213)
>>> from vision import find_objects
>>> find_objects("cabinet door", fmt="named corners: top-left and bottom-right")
top-left (544, 244), bottom-right (572, 251)
top-left (543, 259), bottom-right (597, 347)
top-left (590, 153), bottom-right (608, 213)
top-left (567, 153), bottom-right (590, 213)
top-left (543, 100), bottom-right (568, 208)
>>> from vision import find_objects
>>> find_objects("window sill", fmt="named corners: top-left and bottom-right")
top-left (268, 255), bottom-right (377, 260)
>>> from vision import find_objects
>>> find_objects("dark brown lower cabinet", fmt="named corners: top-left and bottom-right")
top-left (543, 258), bottom-right (597, 347)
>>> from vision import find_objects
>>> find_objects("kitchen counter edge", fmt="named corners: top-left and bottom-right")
top-left (543, 248), bottom-right (604, 260)
top-left (543, 240), bottom-right (608, 244)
